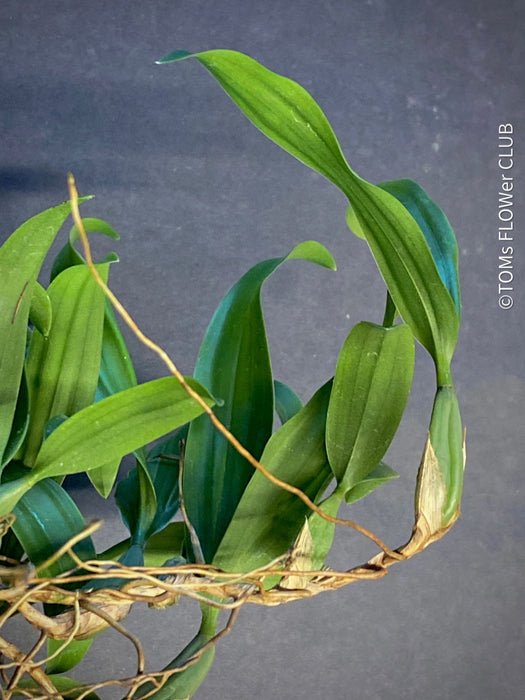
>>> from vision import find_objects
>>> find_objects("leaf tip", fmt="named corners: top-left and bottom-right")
top-left (156, 49), bottom-right (193, 65)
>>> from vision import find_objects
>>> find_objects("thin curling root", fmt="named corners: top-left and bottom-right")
top-left (67, 174), bottom-right (400, 560)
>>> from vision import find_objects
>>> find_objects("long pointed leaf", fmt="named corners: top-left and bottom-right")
top-left (0, 200), bottom-right (85, 465)
top-left (116, 429), bottom-right (184, 546)
top-left (377, 179), bottom-right (461, 315)
top-left (4, 465), bottom-right (96, 578)
top-left (160, 49), bottom-right (459, 379)
top-left (22, 264), bottom-right (109, 465)
top-left (0, 377), bottom-right (214, 516)
top-left (274, 380), bottom-right (303, 424)
top-left (183, 241), bottom-right (335, 562)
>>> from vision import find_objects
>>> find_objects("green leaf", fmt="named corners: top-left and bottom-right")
top-left (326, 322), bottom-right (414, 491)
top-left (307, 461), bottom-right (398, 570)
top-left (0, 368), bottom-right (29, 468)
top-left (28, 281), bottom-right (52, 337)
top-left (378, 179), bottom-right (461, 316)
top-left (274, 380), bottom-right (303, 424)
top-left (97, 302), bottom-right (138, 401)
top-left (22, 263), bottom-right (110, 466)
top-left (183, 241), bottom-right (335, 563)
top-left (50, 217), bottom-right (120, 281)
top-left (87, 302), bottom-right (140, 497)
top-left (0, 376), bottom-right (214, 516)
top-left (46, 638), bottom-right (93, 675)
top-left (116, 428), bottom-right (184, 547)
top-left (47, 217), bottom-right (132, 498)
top-left (213, 381), bottom-right (333, 575)
top-left (5, 465), bottom-right (96, 578)
top-left (0, 200), bottom-right (84, 467)
top-left (307, 489), bottom-right (341, 570)
top-left (344, 461), bottom-right (399, 504)
top-left (161, 49), bottom-right (459, 380)
top-left (87, 459), bottom-right (121, 498)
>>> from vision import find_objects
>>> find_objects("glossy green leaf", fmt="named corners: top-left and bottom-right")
top-left (0, 369), bottom-right (29, 468)
top-left (161, 49), bottom-right (459, 379)
top-left (22, 263), bottom-right (109, 466)
top-left (378, 179), bottom-right (461, 315)
top-left (183, 241), bottom-right (335, 563)
top-left (28, 281), bottom-right (52, 337)
top-left (0, 376), bottom-right (214, 516)
top-left (213, 381), bottom-right (333, 574)
top-left (46, 638), bottom-right (93, 675)
top-left (5, 465), bottom-right (96, 578)
top-left (326, 322), bottom-right (414, 491)
top-left (0, 200), bottom-right (84, 466)
top-left (274, 380), bottom-right (303, 424)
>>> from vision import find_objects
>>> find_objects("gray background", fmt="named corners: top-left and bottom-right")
top-left (1, 1), bottom-right (524, 698)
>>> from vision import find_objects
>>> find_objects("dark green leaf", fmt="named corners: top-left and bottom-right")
top-left (5, 465), bottom-right (96, 578)
top-left (326, 322), bottom-right (414, 491)
top-left (1, 369), bottom-right (29, 468)
top-left (274, 380), bottom-right (303, 424)
top-left (100, 522), bottom-right (186, 567)
top-left (183, 241), bottom-right (335, 563)
top-left (213, 381), bottom-right (333, 574)
top-left (116, 428), bottom-right (184, 546)
top-left (378, 179), bottom-right (461, 315)
top-left (97, 302), bottom-right (137, 400)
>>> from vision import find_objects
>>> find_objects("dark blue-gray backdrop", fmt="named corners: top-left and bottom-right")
top-left (1, 1), bottom-right (524, 698)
